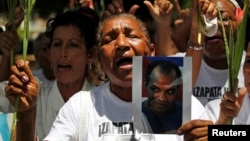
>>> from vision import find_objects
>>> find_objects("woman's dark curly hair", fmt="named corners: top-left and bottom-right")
top-left (45, 7), bottom-right (99, 52)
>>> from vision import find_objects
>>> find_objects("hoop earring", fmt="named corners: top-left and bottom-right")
top-left (88, 63), bottom-right (92, 70)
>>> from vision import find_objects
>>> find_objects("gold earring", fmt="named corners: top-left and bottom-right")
top-left (88, 63), bottom-right (92, 70)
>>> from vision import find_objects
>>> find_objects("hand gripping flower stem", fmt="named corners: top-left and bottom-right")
top-left (8, 0), bottom-right (36, 141)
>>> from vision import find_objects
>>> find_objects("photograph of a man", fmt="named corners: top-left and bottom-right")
top-left (142, 59), bottom-right (183, 134)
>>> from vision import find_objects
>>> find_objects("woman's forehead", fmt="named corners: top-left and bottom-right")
top-left (103, 17), bottom-right (141, 30)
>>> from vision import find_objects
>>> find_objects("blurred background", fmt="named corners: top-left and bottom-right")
top-left (0, 0), bottom-right (105, 40)
top-left (0, 0), bottom-right (105, 69)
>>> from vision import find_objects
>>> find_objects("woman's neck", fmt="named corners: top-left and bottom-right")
top-left (57, 78), bottom-right (85, 102)
top-left (110, 82), bottom-right (132, 102)
top-left (43, 69), bottom-right (55, 80)
top-left (203, 55), bottom-right (228, 70)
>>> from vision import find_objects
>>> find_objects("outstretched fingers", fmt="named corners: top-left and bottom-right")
top-left (173, 0), bottom-right (182, 16)
top-left (200, 0), bottom-right (217, 18)
top-left (111, 0), bottom-right (124, 13)
top-left (102, 0), bottom-right (124, 20)
top-left (158, 0), bottom-right (173, 15)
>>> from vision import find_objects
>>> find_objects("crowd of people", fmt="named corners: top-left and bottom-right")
top-left (0, 0), bottom-right (249, 141)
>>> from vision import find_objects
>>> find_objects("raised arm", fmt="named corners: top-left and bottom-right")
top-left (171, 0), bottom-right (192, 52)
top-left (186, 0), bottom-right (217, 88)
top-left (176, 0), bottom-right (218, 140)
top-left (0, 31), bottom-right (19, 81)
top-left (0, 4), bottom-right (23, 81)
top-left (144, 0), bottom-right (178, 56)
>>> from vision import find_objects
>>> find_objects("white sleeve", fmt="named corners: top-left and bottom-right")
top-left (205, 99), bottom-right (221, 122)
top-left (43, 91), bottom-right (85, 141)
top-left (0, 81), bottom-right (14, 113)
top-left (191, 96), bottom-right (209, 120)
top-left (234, 94), bottom-right (250, 124)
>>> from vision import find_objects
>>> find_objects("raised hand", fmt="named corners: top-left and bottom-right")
top-left (0, 31), bottom-right (19, 57)
top-left (0, 27), bottom-right (20, 81)
top-left (173, 0), bottom-right (191, 27)
top-left (199, 0), bottom-right (217, 19)
top-left (144, 0), bottom-right (174, 25)
top-left (102, 0), bottom-right (140, 20)
top-left (216, 80), bottom-right (247, 124)
top-left (5, 59), bottom-right (39, 112)
top-left (5, 3), bottom-right (24, 31)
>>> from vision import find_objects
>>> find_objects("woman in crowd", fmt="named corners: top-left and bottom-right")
top-left (234, 40), bottom-right (250, 124)
top-left (42, 12), bottom-right (210, 141)
top-left (193, 0), bottom-right (245, 106)
top-left (43, 11), bottom-right (243, 140)
top-left (2, 7), bottom-right (99, 140)
top-left (205, 39), bottom-right (250, 124)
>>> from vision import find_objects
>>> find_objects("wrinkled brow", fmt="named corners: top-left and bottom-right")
top-left (101, 25), bottom-right (137, 41)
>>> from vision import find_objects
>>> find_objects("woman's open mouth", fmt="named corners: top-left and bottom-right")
top-left (116, 57), bottom-right (132, 71)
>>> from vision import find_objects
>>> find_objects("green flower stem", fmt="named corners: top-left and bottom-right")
top-left (7, 0), bottom-right (18, 66)
top-left (7, 1), bottom-right (19, 141)
top-left (218, 0), bottom-right (249, 125)
top-left (22, 11), bottom-right (29, 61)
top-left (20, 0), bottom-right (36, 61)
top-left (8, 0), bottom-right (36, 140)
top-left (228, 0), bottom-right (249, 124)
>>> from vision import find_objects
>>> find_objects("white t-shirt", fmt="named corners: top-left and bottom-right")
top-left (0, 81), bottom-right (14, 113)
top-left (194, 51), bottom-right (245, 106)
top-left (205, 98), bottom-right (222, 122)
top-left (44, 81), bottom-right (209, 141)
top-left (0, 79), bottom-right (92, 140)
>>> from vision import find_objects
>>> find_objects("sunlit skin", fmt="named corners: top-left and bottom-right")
top-left (98, 15), bottom-right (155, 101)
top-left (145, 67), bottom-right (179, 115)
top-left (243, 42), bottom-right (250, 94)
top-left (203, 0), bottom-right (238, 69)
top-left (48, 25), bottom-right (90, 101)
